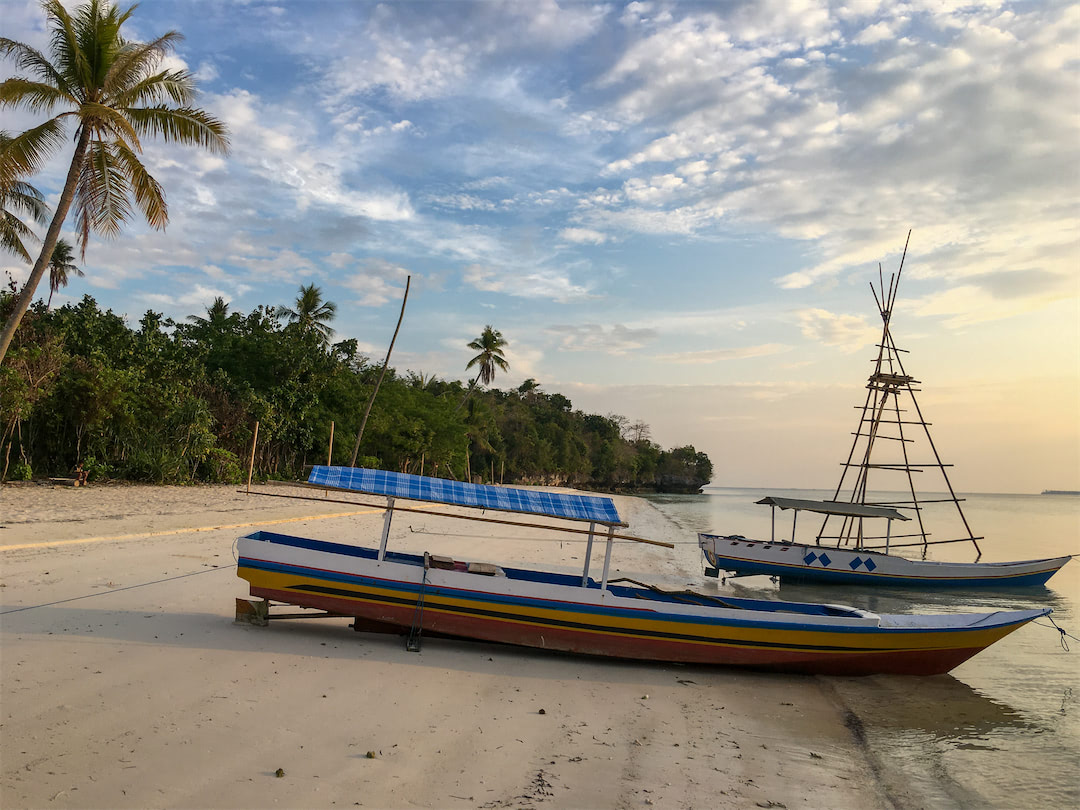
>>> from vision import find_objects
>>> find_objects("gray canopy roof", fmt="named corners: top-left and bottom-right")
top-left (755, 496), bottom-right (910, 521)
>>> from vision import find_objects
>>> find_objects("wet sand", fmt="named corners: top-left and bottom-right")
top-left (0, 482), bottom-right (888, 809)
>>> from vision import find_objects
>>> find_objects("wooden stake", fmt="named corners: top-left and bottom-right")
top-left (246, 420), bottom-right (259, 494)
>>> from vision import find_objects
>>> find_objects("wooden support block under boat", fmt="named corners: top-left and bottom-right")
top-left (234, 597), bottom-right (269, 626)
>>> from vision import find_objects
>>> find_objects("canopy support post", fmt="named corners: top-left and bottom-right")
top-left (770, 504), bottom-right (776, 543)
top-left (886, 518), bottom-right (892, 553)
top-left (599, 526), bottom-right (616, 592)
top-left (582, 521), bottom-right (596, 586)
top-left (791, 509), bottom-right (797, 543)
top-left (378, 496), bottom-right (395, 561)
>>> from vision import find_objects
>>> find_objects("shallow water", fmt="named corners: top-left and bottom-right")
top-left (644, 487), bottom-right (1080, 809)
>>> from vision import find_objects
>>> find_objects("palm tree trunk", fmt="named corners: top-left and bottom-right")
top-left (0, 128), bottom-right (91, 367)
top-left (349, 275), bottom-right (410, 466)
top-left (455, 372), bottom-right (483, 413)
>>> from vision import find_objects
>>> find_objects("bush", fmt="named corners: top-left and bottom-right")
top-left (8, 460), bottom-right (32, 481)
top-left (201, 447), bottom-right (243, 484)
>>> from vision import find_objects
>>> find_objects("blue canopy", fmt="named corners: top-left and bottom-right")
top-left (308, 466), bottom-right (625, 526)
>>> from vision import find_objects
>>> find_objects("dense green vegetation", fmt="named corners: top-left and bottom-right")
top-left (0, 289), bottom-right (713, 492)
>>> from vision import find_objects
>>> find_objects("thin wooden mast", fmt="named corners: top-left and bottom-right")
top-left (816, 232), bottom-right (982, 558)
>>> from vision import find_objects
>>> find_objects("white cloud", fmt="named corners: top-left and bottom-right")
top-left (654, 343), bottom-right (791, 364)
top-left (796, 308), bottom-right (879, 351)
top-left (559, 227), bottom-right (609, 245)
top-left (463, 264), bottom-right (593, 302)
top-left (544, 323), bottom-right (657, 354)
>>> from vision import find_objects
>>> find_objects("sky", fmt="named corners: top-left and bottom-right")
top-left (2, 0), bottom-right (1078, 493)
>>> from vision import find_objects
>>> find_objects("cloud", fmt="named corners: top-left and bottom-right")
top-left (653, 343), bottom-right (791, 364)
top-left (544, 323), bottom-right (658, 354)
top-left (559, 228), bottom-right (609, 245)
top-left (463, 264), bottom-right (594, 302)
top-left (341, 258), bottom-right (412, 306)
top-left (796, 308), bottom-right (879, 351)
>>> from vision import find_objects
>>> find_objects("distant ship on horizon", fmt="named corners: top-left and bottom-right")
top-left (1040, 490), bottom-right (1080, 496)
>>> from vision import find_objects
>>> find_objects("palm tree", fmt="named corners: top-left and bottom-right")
top-left (276, 283), bottom-right (337, 345)
top-left (0, 0), bottom-right (229, 366)
top-left (45, 238), bottom-right (81, 309)
top-left (457, 325), bottom-right (509, 412)
top-left (0, 130), bottom-right (53, 262)
top-left (188, 296), bottom-right (230, 330)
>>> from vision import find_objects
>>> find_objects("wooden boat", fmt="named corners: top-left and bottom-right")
top-left (701, 237), bottom-right (1072, 589)
top-left (700, 497), bottom-right (1072, 588)
top-left (236, 466), bottom-right (1049, 676)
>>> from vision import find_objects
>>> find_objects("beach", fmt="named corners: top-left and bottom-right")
top-left (0, 483), bottom-right (889, 810)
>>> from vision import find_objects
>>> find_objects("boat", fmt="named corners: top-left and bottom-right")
top-left (700, 236), bottom-right (1072, 589)
top-left (700, 496), bottom-right (1072, 587)
top-left (235, 465), bottom-right (1049, 676)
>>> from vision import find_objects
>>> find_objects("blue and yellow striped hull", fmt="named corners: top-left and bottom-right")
top-left (237, 531), bottom-right (1048, 676)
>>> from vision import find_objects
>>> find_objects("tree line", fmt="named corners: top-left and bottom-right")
top-left (0, 287), bottom-right (713, 492)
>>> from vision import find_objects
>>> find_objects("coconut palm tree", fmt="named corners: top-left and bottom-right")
top-left (0, 0), bottom-right (229, 366)
top-left (0, 130), bottom-right (54, 263)
top-left (188, 296), bottom-right (230, 330)
top-left (45, 238), bottom-right (81, 309)
top-left (276, 283), bottom-right (337, 345)
top-left (456, 325), bottom-right (509, 412)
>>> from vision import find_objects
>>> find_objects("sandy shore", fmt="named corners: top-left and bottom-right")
top-left (0, 482), bottom-right (889, 809)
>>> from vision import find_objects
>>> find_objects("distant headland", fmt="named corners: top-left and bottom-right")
top-left (1041, 490), bottom-right (1080, 496)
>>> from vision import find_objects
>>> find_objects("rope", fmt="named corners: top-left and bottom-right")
top-left (1034, 616), bottom-right (1076, 652)
top-left (0, 564), bottom-right (237, 615)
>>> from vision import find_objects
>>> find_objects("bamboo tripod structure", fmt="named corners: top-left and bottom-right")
top-left (816, 232), bottom-right (983, 559)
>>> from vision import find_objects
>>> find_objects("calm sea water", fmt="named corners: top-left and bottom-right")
top-left (644, 487), bottom-right (1080, 809)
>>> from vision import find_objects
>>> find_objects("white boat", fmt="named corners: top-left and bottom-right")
top-left (700, 497), bottom-right (1072, 588)
top-left (701, 236), bottom-right (1072, 589)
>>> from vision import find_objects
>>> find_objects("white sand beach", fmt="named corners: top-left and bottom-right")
top-left (0, 482), bottom-right (889, 809)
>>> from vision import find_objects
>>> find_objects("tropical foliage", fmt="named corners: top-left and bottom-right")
top-left (0, 289), bottom-right (712, 492)
top-left (0, 0), bottom-right (229, 365)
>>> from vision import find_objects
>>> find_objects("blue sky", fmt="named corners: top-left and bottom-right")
top-left (3, 0), bottom-right (1078, 492)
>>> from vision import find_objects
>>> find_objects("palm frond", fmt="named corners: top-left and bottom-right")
top-left (112, 139), bottom-right (167, 229)
top-left (116, 69), bottom-right (196, 108)
top-left (81, 100), bottom-right (142, 150)
top-left (0, 209), bottom-right (39, 262)
top-left (105, 32), bottom-right (188, 101)
top-left (0, 77), bottom-right (72, 114)
top-left (0, 120), bottom-right (67, 178)
top-left (0, 37), bottom-right (68, 92)
top-left (125, 105), bottom-right (229, 154)
top-left (74, 139), bottom-right (134, 247)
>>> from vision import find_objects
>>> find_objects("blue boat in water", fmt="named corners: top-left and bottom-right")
top-left (701, 239), bottom-right (1073, 590)
top-left (699, 497), bottom-right (1071, 588)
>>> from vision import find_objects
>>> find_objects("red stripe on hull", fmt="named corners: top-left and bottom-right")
top-left (248, 586), bottom-right (985, 676)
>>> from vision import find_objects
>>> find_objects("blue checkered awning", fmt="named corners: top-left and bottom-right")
top-left (308, 466), bottom-right (624, 526)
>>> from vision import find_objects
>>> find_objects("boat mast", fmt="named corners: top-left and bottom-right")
top-left (816, 232), bottom-right (983, 558)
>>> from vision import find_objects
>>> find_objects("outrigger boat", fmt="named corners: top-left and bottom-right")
top-left (700, 496), bottom-right (1071, 588)
top-left (701, 236), bottom-right (1071, 589)
top-left (236, 465), bottom-right (1049, 676)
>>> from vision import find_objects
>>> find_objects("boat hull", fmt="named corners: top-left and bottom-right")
top-left (699, 534), bottom-right (1071, 588)
top-left (237, 532), bottom-right (1047, 676)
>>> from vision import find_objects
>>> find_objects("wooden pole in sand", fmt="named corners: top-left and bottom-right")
top-left (246, 420), bottom-right (260, 494)
top-left (326, 421), bottom-right (335, 497)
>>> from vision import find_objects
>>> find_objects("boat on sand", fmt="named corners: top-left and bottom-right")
top-left (236, 466), bottom-right (1048, 676)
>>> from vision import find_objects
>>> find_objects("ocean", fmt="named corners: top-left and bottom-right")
top-left (642, 486), bottom-right (1080, 809)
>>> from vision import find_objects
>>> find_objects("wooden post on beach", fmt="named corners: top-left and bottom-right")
top-left (246, 420), bottom-right (260, 494)
top-left (326, 421), bottom-right (334, 496)
top-left (420, 452), bottom-right (425, 477)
